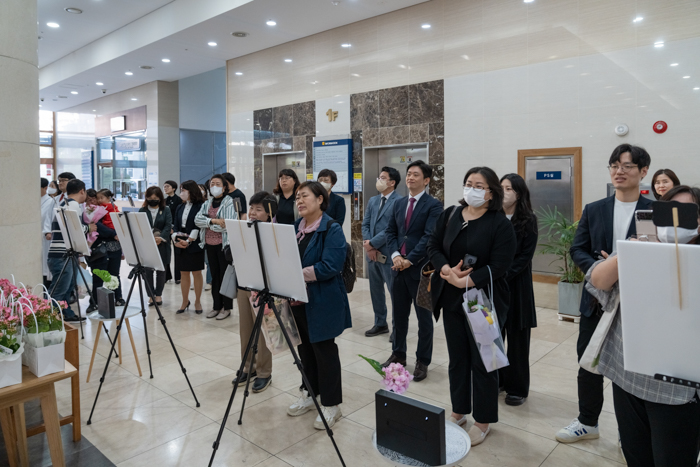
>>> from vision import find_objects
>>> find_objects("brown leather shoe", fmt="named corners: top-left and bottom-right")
top-left (381, 354), bottom-right (407, 368)
top-left (413, 361), bottom-right (428, 382)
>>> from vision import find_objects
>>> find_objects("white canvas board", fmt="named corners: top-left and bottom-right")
top-left (110, 212), bottom-right (165, 271)
top-left (54, 208), bottom-right (91, 256)
top-left (225, 220), bottom-right (265, 292)
top-left (617, 240), bottom-right (700, 383)
top-left (257, 222), bottom-right (308, 303)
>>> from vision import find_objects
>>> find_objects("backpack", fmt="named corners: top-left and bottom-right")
top-left (322, 220), bottom-right (356, 293)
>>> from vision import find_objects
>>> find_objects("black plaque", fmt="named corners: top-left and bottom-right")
top-left (97, 287), bottom-right (115, 319)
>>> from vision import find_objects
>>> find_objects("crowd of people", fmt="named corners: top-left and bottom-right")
top-left (39, 144), bottom-right (700, 465)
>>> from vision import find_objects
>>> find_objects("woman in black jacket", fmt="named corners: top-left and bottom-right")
top-left (427, 167), bottom-right (516, 448)
top-left (139, 186), bottom-right (172, 306)
top-left (172, 180), bottom-right (205, 314)
top-left (498, 174), bottom-right (538, 407)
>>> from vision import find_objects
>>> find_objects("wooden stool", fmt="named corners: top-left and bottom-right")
top-left (86, 310), bottom-right (143, 382)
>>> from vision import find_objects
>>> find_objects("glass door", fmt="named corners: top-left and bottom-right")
top-left (97, 131), bottom-right (147, 200)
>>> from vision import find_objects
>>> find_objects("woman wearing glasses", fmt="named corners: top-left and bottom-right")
top-left (427, 167), bottom-right (516, 447)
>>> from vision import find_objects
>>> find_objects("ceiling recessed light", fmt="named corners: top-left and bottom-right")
top-left (231, 31), bottom-right (249, 37)
top-left (47, 22), bottom-right (59, 28)
top-left (92, 109), bottom-right (96, 112)
top-left (266, 20), bottom-right (276, 26)
top-left (694, 87), bottom-right (699, 90)
top-left (95, 82), bottom-right (103, 86)
top-left (683, 75), bottom-right (690, 79)
top-left (162, 58), bottom-right (170, 63)
top-left (39, 105), bottom-right (42, 107)
top-left (235, 72), bottom-right (243, 76)
top-left (131, 98), bottom-right (138, 101)
top-left (71, 91), bottom-right (78, 95)
top-left (208, 42), bottom-right (217, 46)
top-left (524, 0), bottom-right (534, 3)
top-left (654, 41), bottom-right (664, 48)
top-left (284, 58), bottom-right (292, 62)
top-left (670, 63), bottom-right (679, 66)
top-left (633, 16), bottom-right (643, 22)
top-left (351, 73), bottom-right (360, 77)
top-left (64, 7), bottom-right (82, 14)
top-left (125, 71), bottom-right (133, 76)
top-left (421, 24), bottom-right (431, 29)
top-left (341, 43), bottom-right (351, 48)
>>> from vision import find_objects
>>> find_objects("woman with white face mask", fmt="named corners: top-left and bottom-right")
top-left (498, 174), bottom-right (538, 407)
top-left (426, 167), bottom-right (516, 447)
top-left (583, 185), bottom-right (700, 465)
top-left (194, 174), bottom-right (238, 320)
top-left (317, 169), bottom-right (346, 226)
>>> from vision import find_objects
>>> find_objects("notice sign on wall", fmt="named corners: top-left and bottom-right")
top-left (313, 137), bottom-right (353, 194)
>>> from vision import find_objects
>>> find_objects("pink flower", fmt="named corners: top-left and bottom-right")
top-left (382, 362), bottom-right (414, 395)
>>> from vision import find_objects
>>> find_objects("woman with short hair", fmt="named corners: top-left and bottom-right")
top-left (651, 169), bottom-right (680, 200)
top-left (273, 168), bottom-right (300, 225)
top-left (317, 169), bottom-right (346, 226)
top-left (139, 186), bottom-right (172, 306)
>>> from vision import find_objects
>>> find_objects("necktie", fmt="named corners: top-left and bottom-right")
top-left (378, 196), bottom-right (386, 215)
top-left (400, 197), bottom-right (416, 255)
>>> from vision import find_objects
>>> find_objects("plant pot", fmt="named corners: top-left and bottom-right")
top-left (558, 281), bottom-right (583, 317)
top-left (0, 354), bottom-right (22, 388)
top-left (23, 342), bottom-right (65, 377)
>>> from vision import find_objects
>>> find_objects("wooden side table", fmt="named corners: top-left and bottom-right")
top-left (86, 308), bottom-right (143, 382)
top-left (0, 362), bottom-right (78, 467)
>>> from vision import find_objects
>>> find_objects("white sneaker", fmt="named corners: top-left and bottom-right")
top-left (205, 283), bottom-right (212, 291)
top-left (555, 418), bottom-right (600, 443)
top-left (190, 284), bottom-right (194, 290)
top-left (287, 390), bottom-right (315, 417)
top-left (216, 309), bottom-right (231, 320)
top-left (314, 405), bottom-right (342, 430)
top-left (206, 309), bottom-right (220, 319)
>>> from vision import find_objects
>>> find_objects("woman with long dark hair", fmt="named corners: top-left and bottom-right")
top-left (139, 186), bottom-right (172, 306)
top-left (651, 168), bottom-right (680, 200)
top-left (498, 173), bottom-right (538, 406)
top-left (274, 168), bottom-right (300, 225)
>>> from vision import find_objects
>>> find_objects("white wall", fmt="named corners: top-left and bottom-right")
top-left (227, 110), bottom-right (255, 202)
top-left (179, 68), bottom-right (226, 132)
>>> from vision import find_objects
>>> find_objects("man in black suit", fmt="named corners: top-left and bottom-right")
top-left (556, 144), bottom-right (653, 443)
top-left (381, 160), bottom-right (443, 382)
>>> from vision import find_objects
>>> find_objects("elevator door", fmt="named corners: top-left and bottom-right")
top-left (263, 151), bottom-right (306, 193)
top-left (525, 156), bottom-right (574, 275)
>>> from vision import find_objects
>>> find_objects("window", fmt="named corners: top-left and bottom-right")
top-left (39, 110), bottom-right (56, 177)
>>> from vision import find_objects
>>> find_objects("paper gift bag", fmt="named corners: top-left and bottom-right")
top-left (0, 352), bottom-right (23, 389)
top-left (23, 342), bottom-right (65, 377)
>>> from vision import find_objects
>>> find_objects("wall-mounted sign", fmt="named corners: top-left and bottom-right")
top-left (306, 173), bottom-right (314, 180)
top-left (115, 139), bottom-right (141, 152)
top-left (313, 137), bottom-right (353, 194)
top-left (536, 171), bottom-right (562, 180)
top-left (110, 116), bottom-right (126, 132)
top-left (326, 109), bottom-right (339, 122)
top-left (353, 173), bottom-right (363, 192)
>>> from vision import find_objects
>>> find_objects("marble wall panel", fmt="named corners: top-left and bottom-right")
top-left (352, 239), bottom-right (364, 277)
top-left (350, 91), bottom-right (379, 131)
top-left (254, 148), bottom-right (263, 193)
top-left (351, 130), bottom-right (363, 170)
top-left (272, 105), bottom-right (293, 138)
top-left (429, 122), bottom-right (445, 165)
top-left (378, 86), bottom-right (410, 128)
top-left (275, 137), bottom-right (293, 151)
top-left (409, 80), bottom-right (444, 125)
top-left (363, 128), bottom-right (380, 147)
top-left (429, 164), bottom-right (445, 205)
top-left (260, 139), bottom-right (276, 154)
top-left (409, 123), bottom-right (429, 143)
top-left (293, 136), bottom-right (306, 152)
top-left (293, 101), bottom-right (315, 136)
top-left (379, 126), bottom-right (410, 146)
top-left (254, 108), bottom-right (273, 140)
top-left (305, 135), bottom-right (314, 176)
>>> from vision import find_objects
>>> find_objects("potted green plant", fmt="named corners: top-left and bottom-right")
top-left (537, 206), bottom-right (585, 318)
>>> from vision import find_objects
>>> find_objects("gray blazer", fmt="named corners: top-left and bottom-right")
top-left (361, 191), bottom-right (404, 258)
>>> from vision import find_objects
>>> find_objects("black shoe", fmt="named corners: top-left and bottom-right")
top-left (176, 301), bottom-right (190, 314)
top-left (505, 394), bottom-right (527, 406)
top-left (64, 315), bottom-right (86, 322)
top-left (252, 376), bottom-right (272, 393)
top-left (115, 299), bottom-right (126, 307)
top-left (86, 305), bottom-right (97, 314)
top-left (413, 361), bottom-right (428, 382)
top-left (381, 354), bottom-right (407, 368)
top-left (175, 280), bottom-right (181, 284)
top-left (499, 386), bottom-right (505, 394)
top-left (365, 325), bottom-right (389, 337)
top-left (232, 371), bottom-right (257, 385)
top-left (195, 308), bottom-right (203, 315)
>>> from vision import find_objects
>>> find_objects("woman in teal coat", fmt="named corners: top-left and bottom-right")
top-left (286, 181), bottom-right (351, 431)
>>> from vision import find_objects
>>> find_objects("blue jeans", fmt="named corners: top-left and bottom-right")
top-left (367, 257), bottom-right (394, 327)
top-left (47, 256), bottom-right (78, 319)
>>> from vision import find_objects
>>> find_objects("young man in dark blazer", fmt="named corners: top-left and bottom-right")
top-left (556, 144), bottom-right (653, 443)
top-left (381, 160), bottom-right (443, 382)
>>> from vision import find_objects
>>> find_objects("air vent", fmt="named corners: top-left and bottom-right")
top-left (58, 96), bottom-right (68, 99)
top-left (140, 65), bottom-right (153, 70)
top-left (65, 7), bottom-right (83, 14)
top-left (231, 31), bottom-right (249, 37)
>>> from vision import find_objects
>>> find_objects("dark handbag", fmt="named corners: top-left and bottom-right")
top-left (416, 261), bottom-right (435, 311)
top-left (87, 243), bottom-right (108, 264)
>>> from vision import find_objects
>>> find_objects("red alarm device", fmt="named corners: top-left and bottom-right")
top-left (653, 121), bottom-right (668, 133)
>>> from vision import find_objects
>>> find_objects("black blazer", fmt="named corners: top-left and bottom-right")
top-left (570, 195), bottom-right (653, 317)
top-left (139, 206), bottom-right (173, 265)
top-left (326, 192), bottom-right (347, 226)
top-left (173, 202), bottom-right (204, 254)
top-left (427, 207), bottom-right (516, 324)
top-left (505, 213), bottom-right (538, 330)
top-left (165, 194), bottom-right (183, 219)
top-left (385, 192), bottom-right (444, 281)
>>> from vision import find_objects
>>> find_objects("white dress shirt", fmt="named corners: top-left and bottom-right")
top-left (391, 190), bottom-right (426, 260)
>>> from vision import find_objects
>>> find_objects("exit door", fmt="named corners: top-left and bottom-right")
top-left (263, 151), bottom-right (306, 193)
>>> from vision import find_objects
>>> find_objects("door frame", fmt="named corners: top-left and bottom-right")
top-left (517, 147), bottom-right (582, 284)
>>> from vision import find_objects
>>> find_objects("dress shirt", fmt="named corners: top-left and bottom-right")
top-left (391, 190), bottom-right (426, 261)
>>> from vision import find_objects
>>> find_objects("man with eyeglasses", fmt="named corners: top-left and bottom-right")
top-left (56, 172), bottom-right (76, 204)
top-left (556, 144), bottom-right (653, 444)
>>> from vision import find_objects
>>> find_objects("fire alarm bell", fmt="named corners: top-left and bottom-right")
top-left (653, 121), bottom-right (668, 134)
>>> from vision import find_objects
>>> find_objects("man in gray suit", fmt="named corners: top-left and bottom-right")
top-left (362, 166), bottom-right (404, 337)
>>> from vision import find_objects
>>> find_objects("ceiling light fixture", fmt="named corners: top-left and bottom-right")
top-left (125, 71), bottom-right (133, 75)
top-left (64, 7), bottom-right (82, 14)
top-left (524, 0), bottom-right (534, 3)
top-left (71, 91), bottom-right (78, 95)
top-left (162, 58), bottom-right (170, 63)
top-left (131, 98), bottom-right (138, 101)
top-left (266, 20), bottom-right (277, 26)
top-left (93, 110), bottom-right (96, 112)
top-left (208, 42), bottom-right (217, 46)
top-left (235, 72), bottom-right (243, 76)
top-left (95, 82), bottom-right (103, 86)
top-left (284, 58), bottom-right (292, 62)
top-left (694, 87), bottom-right (699, 90)
top-left (421, 24), bottom-right (431, 29)
top-left (341, 43), bottom-right (351, 48)
top-left (654, 41), bottom-right (664, 48)
top-left (47, 22), bottom-right (59, 28)
top-left (332, 1), bottom-right (340, 5)
top-left (633, 16), bottom-right (643, 22)
top-left (683, 75), bottom-right (690, 79)
top-left (670, 63), bottom-right (679, 66)
top-left (231, 31), bottom-right (249, 37)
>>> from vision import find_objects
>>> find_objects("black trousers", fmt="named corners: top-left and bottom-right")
top-left (576, 312), bottom-right (604, 426)
top-left (499, 323), bottom-right (531, 398)
top-left (205, 244), bottom-right (232, 311)
top-left (443, 302), bottom-right (499, 423)
top-left (90, 249), bottom-right (123, 301)
top-left (292, 304), bottom-right (342, 407)
top-left (392, 270), bottom-right (433, 366)
top-left (165, 244), bottom-right (181, 282)
top-left (144, 268), bottom-right (166, 297)
top-left (613, 383), bottom-right (700, 467)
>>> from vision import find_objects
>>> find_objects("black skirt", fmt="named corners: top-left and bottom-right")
top-left (175, 249), bottom-right (205, 272)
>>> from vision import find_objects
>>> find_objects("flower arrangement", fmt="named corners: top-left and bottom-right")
top-left (93, 269), bottom-right (120, 291)
top-left (0, 308), bottom-right (21, 355)
top-left (359, 355), bottom-right (413, 395)
top-left (468, 299), bottom-right (493, 325)
top-left (84, 204), bottom-right (109, 245)
top-left (0, 279), bottom-right (66, 334)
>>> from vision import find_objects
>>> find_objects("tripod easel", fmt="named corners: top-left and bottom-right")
top-left (209, 220), bottom-right (345, 467)
top-left (86, 211), bottom-right (200, 425)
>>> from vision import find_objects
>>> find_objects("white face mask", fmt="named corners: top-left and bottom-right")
top-left (657, 226), bottom-right (698, 244)
top-left (319, 181), bottom-right (332, 191)
top-left (376, 179), bottom-right (388, 192)
top-left (210, 186), bottom-right (224, 197)
top-left (503, 190), bottom-right (517, 208)
top-left (201, 190), bottom-right (206, 197)
top-left (180, 190), bottom-right (189, 202)
top-left (463, 187), bottom-right (488, 208)
top-left (47, 187), bottom-right (57, 195)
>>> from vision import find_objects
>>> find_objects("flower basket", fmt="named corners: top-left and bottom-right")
top-left (0, 281), bottom-right (25, 388)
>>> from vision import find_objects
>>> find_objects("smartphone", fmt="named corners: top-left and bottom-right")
top-left (376, 253), bottom-right (387, 264)
top-left (635, 210), bottom-right (657, 241)
top-left (462, 254), bottom-right (477, 270)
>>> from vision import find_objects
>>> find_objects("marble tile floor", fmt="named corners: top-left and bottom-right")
top-left (6, 269), bottom-right (627, 466)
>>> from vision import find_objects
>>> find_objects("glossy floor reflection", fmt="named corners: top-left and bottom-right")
top-left (46, 265), bottom-right (625, 466)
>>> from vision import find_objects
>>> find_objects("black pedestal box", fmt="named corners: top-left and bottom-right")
top-left (97, 287), bottom-right (115, 319)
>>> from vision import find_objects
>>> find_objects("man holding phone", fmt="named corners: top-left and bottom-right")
top-left (556, 144), bottom-right (653, 444)
top-left (362, 167), bottom-right (404, 337)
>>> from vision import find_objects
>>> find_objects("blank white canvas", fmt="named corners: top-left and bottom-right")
top-left (111, 212), bottom-right (164, 271)
top-left (618, 240), bottom-right (700, 383)
top-left (226, 220), bottom-right (265, 292)
top-left (54, 208), bottom-right (91, 256)
top-left (257, 222), bottom-right (308, 303)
